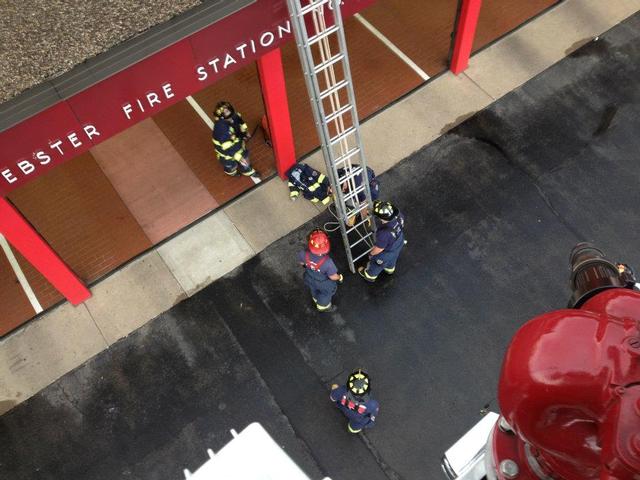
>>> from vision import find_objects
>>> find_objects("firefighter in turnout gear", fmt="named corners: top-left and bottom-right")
top-left (297, 229), bottom-right (343, 312)
top-left (358, 200), bottom-right (405, 282)
top-left (330, 370), bottom-right (379, 433)
top-left (287, 163), bottom-right (332, 205)
top-left (335, 164), bottom-right (379, 225)
top-left (336, 164), bottom-right (379, 203)
top-left (212, 101), bottom-right (257, 177)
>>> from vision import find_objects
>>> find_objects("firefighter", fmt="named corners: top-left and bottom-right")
top-left (616, 262), bottom-right (637, 288)
top-left (330, 370), bottom-right (379, 433)
top-left (358, 200), bottom-right (405, 282)
top-left (212, 101), bottom-right (257, 177)
top-left (336, 164), bottom-right (379, 202)
top-left (297, 229), bottom-right (343, 312)
top-left (336, 164), bottom-right (379, 225)
top-left (287, 163), bottom-right (332, 205)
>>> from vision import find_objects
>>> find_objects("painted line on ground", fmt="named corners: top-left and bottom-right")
top-left (249, 174), bottom-right (261, 185)
top-left (354, 13), bottom-right (430, 81)
top-left (0, 234), bottom-right (43, 314)
top-left (187, 95), bottom-right (262, 185)
top-left (186, 95), bottom-right (214, 130)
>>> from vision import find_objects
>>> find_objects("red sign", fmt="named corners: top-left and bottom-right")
top-left (67, 41), bottom-right (201, 142)
top-left (0, 0), bottom-right (375, 196)
top-left (0, 102), bottom-right (93, 193)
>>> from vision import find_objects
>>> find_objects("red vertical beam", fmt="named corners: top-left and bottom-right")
top-left (257, 48), bottom-right (297, 179)
top-left (0, 198), bottom-right (91, 305)
top-left (450, 0), bottom-right (483, 75)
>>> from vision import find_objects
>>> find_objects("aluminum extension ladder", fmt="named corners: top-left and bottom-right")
top-left (286, 0), bottom-right (375, 273)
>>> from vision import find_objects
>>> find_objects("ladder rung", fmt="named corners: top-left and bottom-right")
top-left (346, 202), bottom-right (370, 220)
top-left (337, 166), bottom-right (364, 185)
top-left (334, 147), bottom-right (361, 166)
top-left (320, 80), bottom-right (349, 100)
top-left (352, 248), bottom-right (374, 264)
top-left (308, 25), bottom-right (340, 45)
top-left (343, 185), bottom-right (366, 204)
top-left (299, 0), bottom-right (331, 16)
top-left (349, 232), bottom-right (375, 249)
top-left (325, 104), bottom-right (353, 123)
top-left (329, 126), bottom-right (356, 145)
top-left (347, 215), bottom-right (372, 235)
top-left (314, 53), bottom-right (344, 74)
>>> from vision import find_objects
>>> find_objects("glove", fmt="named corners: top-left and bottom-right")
top-left (337, 274), bottom-right (344, 284)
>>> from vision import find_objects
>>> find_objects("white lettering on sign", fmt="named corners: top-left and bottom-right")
top-left (50, 140), bottom-right (64, 155)
top-left (68, 132), bottom-right (82, 148)
top-left (1, 169), bottom-right (17, 184)
top-left (196, 66), bottom-right (207, 81)
top-left (123, 103), bottom-right (134, 119)
top-left (1, 125), bottom-right (101, 186)
top-left (223, 53), bottom-right (237, 70)
top-left (35, 151), bottom-right (51, 164)
top-left (162, 84), bottom-right (174, 99)
top-left (208, 58), bottom-right (221, 73)
top-left (147, 92), bottom-right (161, 107)
top-left (18, 160), bottom-right (35, 175)
top-left (122, 83), bottom-right (175, 120)
top-left (260, 31), bottom-right (275, 47)
top-left (196, 20), bottom-right (291, 82)
top-left (84, 124), bottom-right (100, 140)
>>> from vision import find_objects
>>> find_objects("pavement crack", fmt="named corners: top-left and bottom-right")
top-left (360, 432), bottom-right (407, 480)
top-left (593, 104), bottom-right (617, 137)
top-left (470, 135), bottom-right (586, 241)
top-left (462, 72), bottom-right (497, 101)
top-left (58, 382), bottom-right (86, 418)
top-left (83, 303), bottom-right (110, 348)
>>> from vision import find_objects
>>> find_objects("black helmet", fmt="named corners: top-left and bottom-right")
top-left (346, 369), bottom-right (370, 402)
top-left (214, 101), bottom-right (234, 119)
top-left (373, 200), bottom-right (398, 221)
top-left (336, 165), bottom-right (360, 182)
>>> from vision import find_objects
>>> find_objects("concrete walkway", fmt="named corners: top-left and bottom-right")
top-left (1, 0), bottom-right (638, 423)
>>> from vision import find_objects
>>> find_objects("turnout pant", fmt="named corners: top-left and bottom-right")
top-left (364, 244), bottom-right (404, 279)
top-left (304, 273), bottom-right (337, 310)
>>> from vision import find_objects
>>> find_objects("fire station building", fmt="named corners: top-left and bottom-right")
top-left (0, 0), bottom-right (559, 335)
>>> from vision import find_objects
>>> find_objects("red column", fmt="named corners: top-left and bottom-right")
top-left (450, 0), bottom-right (483, 75)
top-left (0, 198), bottom-right (91, 305)
top-left (257, 48), bottom-right (297, 179)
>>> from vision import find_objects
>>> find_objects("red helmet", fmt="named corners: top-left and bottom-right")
top-left (308, 229), bottom-right (330, 255)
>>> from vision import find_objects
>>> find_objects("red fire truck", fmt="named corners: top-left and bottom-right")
top-left (443, 243), bottom-right (640, 480)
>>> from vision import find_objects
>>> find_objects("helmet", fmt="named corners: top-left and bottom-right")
top-left (347, 369), bottom-right (370, 402)
top-left (214, 101), bottom-right (234, 119)
top-left (308, 229), bottom-right (330, 255)
top-left (373, 200), bottom-right (398, 221)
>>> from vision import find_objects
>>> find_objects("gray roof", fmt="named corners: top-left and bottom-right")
top-left (0, 0), bottom-right (203, 104)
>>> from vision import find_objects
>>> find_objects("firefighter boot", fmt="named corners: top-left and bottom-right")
top-left (358, 266), bottom-right (376, 283)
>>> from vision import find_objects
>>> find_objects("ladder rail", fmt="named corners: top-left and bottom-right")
top-left (330, 3), bottom-right (376, 220)
top-left (310, 0), bottom-right (361, 232)
top-left (287, 0), bottom-right (376, 272)
top-left (289, 0), bottom-right (356, 269)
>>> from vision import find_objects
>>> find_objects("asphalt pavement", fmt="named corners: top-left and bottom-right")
top-left (1, 12), bottom-right (639, 480)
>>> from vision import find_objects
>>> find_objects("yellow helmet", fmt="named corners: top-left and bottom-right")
top-left (214, 101), bottom-right (234, 119)
top-left (347, 369), bottom-right (370, 401)
top-left (373, 200), bottom-right (398, 221)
